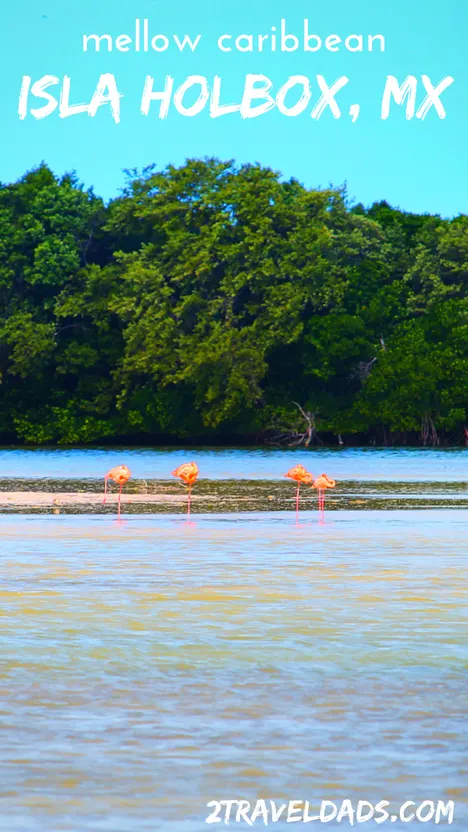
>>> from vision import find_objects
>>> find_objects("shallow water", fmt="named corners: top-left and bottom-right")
top-left (0, 509), bottom-right (467, 830)
top-left (1, 445), bottom-right (468, 481)
top-left (3, 476), bottom-right (468, 515)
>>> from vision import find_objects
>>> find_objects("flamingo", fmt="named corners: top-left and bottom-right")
top-left (285, 464), bottom-right (314, 519)
top-left (312, 473), bottom-right (336, 521)
top-left (172, 462), bottom-right (199, 518)
top-left (103, 465), bottom-right (131, 520)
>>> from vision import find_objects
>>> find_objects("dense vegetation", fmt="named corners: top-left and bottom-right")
top-left (1, 159), bottom-right (467, 446)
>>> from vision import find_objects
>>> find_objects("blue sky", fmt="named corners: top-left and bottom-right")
top-left (1, 0), bottom-right (466, 215)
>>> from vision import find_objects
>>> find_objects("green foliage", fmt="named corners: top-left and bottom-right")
top-left (1, 159), bottom-right (467, 445)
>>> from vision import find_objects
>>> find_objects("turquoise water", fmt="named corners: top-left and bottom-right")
top-left (0, 499), bottom-right (467, 830)
top-left (1, 445), bottom-right (468, 481)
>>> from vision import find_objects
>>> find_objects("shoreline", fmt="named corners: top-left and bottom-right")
top-left (1, 488), bottom-right (468, 514)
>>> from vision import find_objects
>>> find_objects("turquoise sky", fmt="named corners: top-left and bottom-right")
top-left (1, 0), bottom-right (466, 215)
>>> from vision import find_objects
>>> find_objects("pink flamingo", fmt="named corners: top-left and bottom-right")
top-left (285, 464), bottom-right (314, 519)
top-left (172, 462), bottom-right (199, 518)
top-left (103, 465), bottom-right (131, 520)
top-left (312, 474), bottom-right (336, 521)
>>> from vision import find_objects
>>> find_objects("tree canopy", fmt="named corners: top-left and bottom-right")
top-left (1, 159), bottom-right (467, 445)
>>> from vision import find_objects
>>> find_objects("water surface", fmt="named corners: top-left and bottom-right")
top-left (1, 446), bottom-right (468, 481)
top-left (0, 509), bottom-right (467, 830)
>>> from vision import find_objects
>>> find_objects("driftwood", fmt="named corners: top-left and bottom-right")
top-left (351, 336), bottom-right (386, 382)
top-left (421, 414), bottom-right (439, 446)
top-left (266, 402), bottom-right (323, 447)
top-left (353, 356), bottom-right (378, 381)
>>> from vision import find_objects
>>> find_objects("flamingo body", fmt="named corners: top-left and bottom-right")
top-left (285, 464), bottom-right (314, 486)
top-left (312, 474), bottom-right (336, 491)
top-left (172, 462), bottom-right (199, 486)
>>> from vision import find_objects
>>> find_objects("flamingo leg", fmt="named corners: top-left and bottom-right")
top-left (296, 484), bottom-right (300, 519)
top-left (319, 490), bottom-right (324, 521)
top-left (187, 484), bottom-right (192, 519)
top-left (103, 476), bottom-right (108, 506)
top-left (118, 484), bottom-right (122, 520)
